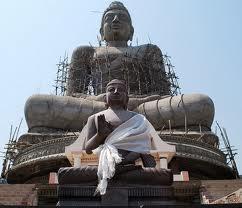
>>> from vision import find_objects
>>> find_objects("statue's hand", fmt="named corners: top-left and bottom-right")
top-left (97, 114), bottom-right (113, 139)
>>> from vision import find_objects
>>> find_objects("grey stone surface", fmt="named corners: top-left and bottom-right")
top-left (25, 94), bottom-right (105, 131)
top-left (25, 93), bottom-right (214, 132)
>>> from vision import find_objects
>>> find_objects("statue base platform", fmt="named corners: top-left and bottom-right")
top-left (57, 183), bottom-right (201, 206)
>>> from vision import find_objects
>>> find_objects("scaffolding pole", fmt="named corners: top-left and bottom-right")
top-left (54, 52), bottom-right (69, 96)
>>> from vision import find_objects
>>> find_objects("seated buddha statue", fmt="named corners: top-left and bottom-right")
top-left (58, 79), bottom-right (175, 195)
top-left (25, 1), bottom-right (214, 133)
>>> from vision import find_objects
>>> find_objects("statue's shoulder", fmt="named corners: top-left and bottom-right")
top-left (138, 43), bottom-right (161, 49)
top-left (71, 45), bottom-right (95, 59)
top-left (141, 43), bottom-right (162, 54)
top-left (131, 44), bottom-right (163, 58)
top-left (128, 110), bottom-right (138, 116)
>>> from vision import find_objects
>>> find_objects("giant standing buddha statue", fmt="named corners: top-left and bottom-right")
top-left (6, 1), bottom-right (236, 184)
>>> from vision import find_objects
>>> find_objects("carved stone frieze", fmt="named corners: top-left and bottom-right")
top-left (161, 134), bottom-right (226, 163)
top-left (14, 136), bottom-right (77, 166)
top-left (13, 132), bottom-right (226, 170)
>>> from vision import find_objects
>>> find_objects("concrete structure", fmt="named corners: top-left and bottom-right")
top-left (6, 0), bottom-right (235, 185)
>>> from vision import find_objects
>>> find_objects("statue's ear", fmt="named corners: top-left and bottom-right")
top-left (129, 26), bottom-right (134, 41)
top-left (100, 28), bottom-right (104, 41)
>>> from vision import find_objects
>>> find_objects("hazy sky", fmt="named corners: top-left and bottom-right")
top-left (0, 0), bottom-right (241, 175)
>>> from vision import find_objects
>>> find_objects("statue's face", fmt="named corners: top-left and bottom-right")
top-left (106, 83), bottom-right (128, 108)
top-left (102, 9), bottom-right (133, 42)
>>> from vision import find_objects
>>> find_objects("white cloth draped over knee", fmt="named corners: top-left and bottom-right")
top-left (93, 114), bottom-right (158, 195)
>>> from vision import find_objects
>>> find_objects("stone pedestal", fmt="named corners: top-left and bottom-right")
top-left (36, 180), bottom-right (242, 206)
top-left (57, 185), bottom-right (178, 206)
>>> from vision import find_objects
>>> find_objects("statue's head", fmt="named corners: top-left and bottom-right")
top-left (100, 1), bottom-right (134, 42)
top-left (105, 79), bottom-right (129, 109)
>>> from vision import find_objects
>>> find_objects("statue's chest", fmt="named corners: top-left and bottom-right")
top-left (93, 47), bottom-right (142, 62)
top-left (89, 45), bottom-right (160, 95)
